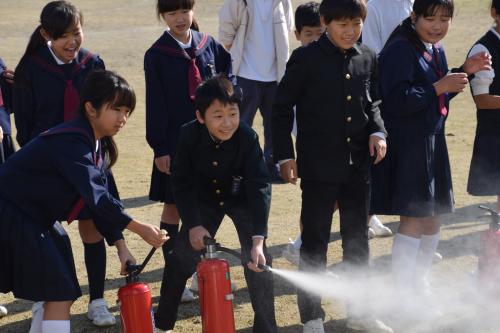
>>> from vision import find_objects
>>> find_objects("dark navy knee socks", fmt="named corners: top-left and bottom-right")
top-left (160, 222), bottom-right (179, 262)
top-left (84, 239), bottom-right (106, 301)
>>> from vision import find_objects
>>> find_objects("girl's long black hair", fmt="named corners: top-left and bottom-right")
top-left (79, 70), bottom-right (136, 168)
top-left (15, 1), bottom-right (82, 85)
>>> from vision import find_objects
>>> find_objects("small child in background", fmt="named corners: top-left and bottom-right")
top-left (0, 57), bottom-right (15, 164)
top-left (466, 0), bottom-right (500, 211)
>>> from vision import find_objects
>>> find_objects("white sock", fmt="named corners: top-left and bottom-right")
top-left (292, 234), bottom-right (302, 249)
top-left (414, 233), bottom-right (440, 288)
top-left (392, 233), bottom-right (421, 291)
top-left (29, 302), bottom-right (44, 333)
top-left (42, 320), bottom-right (70, 333)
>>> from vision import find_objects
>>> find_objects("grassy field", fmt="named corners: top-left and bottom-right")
top-left (0, 0), bottom-right (498, 332)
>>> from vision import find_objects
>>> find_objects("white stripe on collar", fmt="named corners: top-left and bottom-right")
top-left (47, 42), bottom-right (74, 65)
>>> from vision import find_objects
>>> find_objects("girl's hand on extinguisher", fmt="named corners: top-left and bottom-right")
top-left (128, 220), bottom-right (168, 248)
top-left (115, 239), bottom-right (136, 275)
top-left (247, 236), bottom-right (266, 273)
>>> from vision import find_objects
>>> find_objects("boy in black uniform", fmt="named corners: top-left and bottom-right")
top-left (154, 75), bottom-right (277, 333)
top-left (272, 0), bottom-right (392, 332)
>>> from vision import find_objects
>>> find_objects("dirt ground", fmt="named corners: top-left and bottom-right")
top-left (0, 0), bottom-right (498, 332)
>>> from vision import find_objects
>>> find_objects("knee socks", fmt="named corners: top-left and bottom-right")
top-left (392, 233), bottom-right (420, 291)
top-left (84, 239), bottom-right (106, 301)
top-left (414, 233), bottom-right (440, 288)
top-left (42, 320), bottom-right (70, 333)
top-left (160, 222), bottom-right (179, 262)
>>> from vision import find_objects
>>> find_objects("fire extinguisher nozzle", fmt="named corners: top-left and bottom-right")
top-left (258, 264), bottom-right (272, 272)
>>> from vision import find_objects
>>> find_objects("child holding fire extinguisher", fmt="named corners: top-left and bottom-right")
top-left (466, 0), bottom-right (500, 211)
top-left (154, 75), bottom-right (277, 333)
top-left (0, 70), bottom-right (167, 333)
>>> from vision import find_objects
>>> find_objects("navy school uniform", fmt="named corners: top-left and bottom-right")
top-left (0, 57), bottom-right (15, 162)
top-left (13, 45), bottom-right (105, 147)
top-left (467, 30), bottom-right (500, 196)
top-left (370, 19), bottom-right (455, 217)
top-left (0, 117), bottom-right (130, 301)
top-left (144, 29), bottom-right (231, 203)
top-left (154, 120), bottom-right (277, 332)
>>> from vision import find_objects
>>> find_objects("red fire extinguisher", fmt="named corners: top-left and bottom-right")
top-left (197, 237), bottom-right (236, 333)
top-left (196, 237), bottom-right (271, 333)
top-left (118, 231), bottom-right (166, 333)
top-left (477, 205), bottom-right (500, 298)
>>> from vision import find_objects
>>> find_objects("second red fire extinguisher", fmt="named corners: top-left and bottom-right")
top-left (477, 205), bottom-right (500, 299)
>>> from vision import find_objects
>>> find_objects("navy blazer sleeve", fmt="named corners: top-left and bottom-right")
top-left (241, 132), bottom-right (271, 237)
top-left (171, 126), bottom-right (203, 230)
top-left (272, 48), bottom-right (308, 161)
top-left (145, 52), bottom-right (171, 157)
top-left (379, 42), bottom-right (438, 118)
top-left (49, 135), bottom-right (132, 232)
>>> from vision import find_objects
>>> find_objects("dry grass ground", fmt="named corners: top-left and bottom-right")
top-left (0, 0), bottom-right (497, 332)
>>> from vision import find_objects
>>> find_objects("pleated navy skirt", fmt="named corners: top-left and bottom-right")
top-left (149, 161), bottom-right (175, 204)
top-left (370, 128), bottom-right (454, 217)
top-left (0, 199), bottom-right (81, 301)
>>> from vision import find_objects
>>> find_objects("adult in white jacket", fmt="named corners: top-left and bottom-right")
top-left (219, 0), bottom-right (293, 182)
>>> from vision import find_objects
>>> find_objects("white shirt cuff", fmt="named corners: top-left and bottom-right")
top-left (370, 132), bottom-right (386, 139)
top-left (278, 159), bottom-right (293, 165)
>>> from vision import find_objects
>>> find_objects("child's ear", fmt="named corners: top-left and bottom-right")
top-left (40, 28), bottom-right (51, 42)
top-left (410, 11), bottom-right (417, 25)
top-left (84, 101), bottom-right (97, 119)
top-left (491, 7), bottom-right (499, 21)
top-left (195, 110), bottom-right (205, 124)
top-left (295, 30), bottom-right (301, 41)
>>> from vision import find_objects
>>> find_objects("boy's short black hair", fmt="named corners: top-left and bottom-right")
top-left (319, 0), bottom-right (367, 24)
top-left (195, 75), bottom-right (242, 117)
top-left (295, 2), bottom-right (321, 33)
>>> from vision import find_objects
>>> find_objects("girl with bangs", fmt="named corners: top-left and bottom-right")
top-left (12, 1), bottom-right (119, 327)
top-left (370, 0), bottom-right (491, 307)
top-left (0, 70), bottom-right (167, 333)
top-left (144, 0), bottom-right (231, 309)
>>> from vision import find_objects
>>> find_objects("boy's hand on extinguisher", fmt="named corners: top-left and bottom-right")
top-left (248, 236), bottom-right (266, 273)
top-left (115, 239), bottom-right (136, 275)
top-left (189, 226), bottom-right (212, 250)
top-left (128, 220), bottom-right (168, 248)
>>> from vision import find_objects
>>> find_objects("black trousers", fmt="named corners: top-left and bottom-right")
top-left (298, 171), bottom-right (370, 323)
top-left (154, 204), bottom-right (277, 332)
top-left (237, 76), bottom-right (277, 163)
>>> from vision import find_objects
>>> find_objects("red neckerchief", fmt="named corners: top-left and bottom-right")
top-left (423, 44), bottom-right (448, 116)
top-left (31, 50), bottom-right (94, 121)
top-left (152, 32), bottom-right (209, 100)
